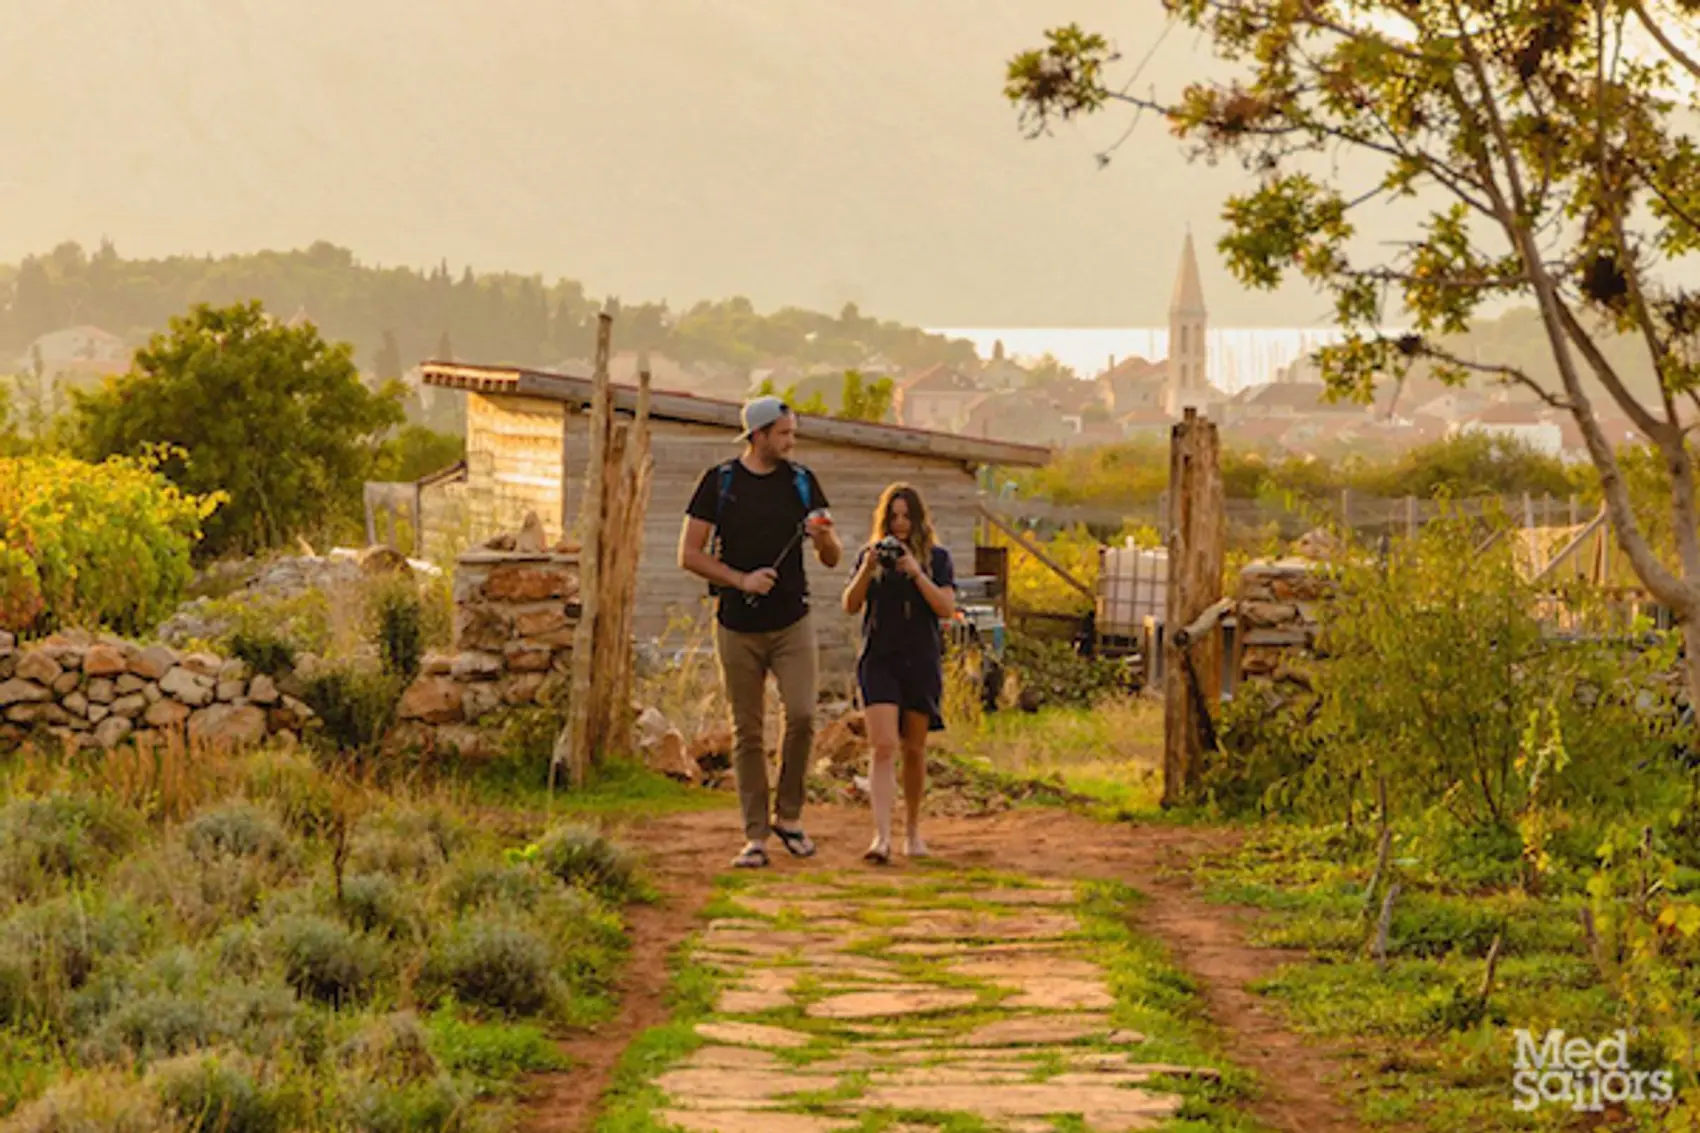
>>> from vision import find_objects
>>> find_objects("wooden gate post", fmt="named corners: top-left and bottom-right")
top-left (1163, 408), bottom-right (1226, 807)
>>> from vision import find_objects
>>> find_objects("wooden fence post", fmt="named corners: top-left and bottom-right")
top-left (1163, 408), bottom-right (1226, 807)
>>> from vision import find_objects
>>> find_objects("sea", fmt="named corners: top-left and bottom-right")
top-left (928, 327), bottom-right (1353, 395)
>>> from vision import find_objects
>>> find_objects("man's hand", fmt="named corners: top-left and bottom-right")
top-left (740, 567), bottom-right (779, 596)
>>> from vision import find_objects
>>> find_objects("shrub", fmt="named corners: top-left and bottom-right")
top-left (183, 804), bottom-right (293, 864)
top-left (338, 1012), bottom-right (441, 1084)
top-left (4, 1070), bottom-right (185, 1133)
top-left (338, 873), bottom-right (423, 940)
top-left (301, 664), bottom-right (404, 759)
top-left (439, 860), bottom-right (546, 916)
top-left (1002, 634), bottom-right (1138, 710)
top-left (0, 793), bottom-right (143, 899)
top-left (79, 977), bottom-right (300, 1065)
top-left (150, 1051), bottom-right (281, 1133)
top-left (367, 576), bottom-right (425, 680)
top-left (424, 1008), bottom-right (565, 1079)
top-left (266, 914), bottom-right (382, 1006)
top-left (420, 921), bottom-right (556, 1017)
top-left (226, 631), bottom-right (295, 677)
top-left (529, 824), bottom-right (640, 902)
top-left (348, 808), bottom-right (464, 881)
top-left (340, 1076), bottom-right (472, 1133)
top-left (0, 451), bottom-right (221, 635)
top-left (0, 895), bottom-right (153, 1026)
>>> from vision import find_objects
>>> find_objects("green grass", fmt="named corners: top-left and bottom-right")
top-left (1192, 822), bottom-right (1688, 1131)
top-left (942, 701), bottom-right (1169, 819)
top-left (459, 756), bottom-right (730, 819)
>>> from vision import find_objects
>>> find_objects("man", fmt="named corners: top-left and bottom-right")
top-left (679, 396), bottom-right (842, 868)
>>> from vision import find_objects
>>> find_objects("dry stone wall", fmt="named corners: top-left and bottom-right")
top-left (1235, 560), bottom-right (1331, 684)
top-left (0, 629), bottom-right (314, 753)
top-left (389, 546), bottom-right (580, 759)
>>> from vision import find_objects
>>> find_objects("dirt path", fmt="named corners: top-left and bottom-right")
top-left (520, 804), bottom-right (1365, 1133)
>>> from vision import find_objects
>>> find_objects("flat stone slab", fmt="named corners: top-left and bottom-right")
top-left (693, 1021), bottom-right (812, 1049)
top-left (956, 1015), bottom-right (1122, 1047)
top-left (963, 886), bottom-right (1079, 907)
top-left (1005, 977), bottom-right (1116, 1011)
top-left (653, 1067), bottom-right (837, 1106)
top-left (719, 968), bottom-right (801, 1013)
top-left (659, 1111), bottom-right (854, 1132)
top-left (806, 987), bottom-right (980, 1019)
top-left (945, 953), bottom-right (1103, 983)
top-left (681, 1046), bottom-right (785, 1071)
top-left (853, 1082), bottom-right (1182, 1127)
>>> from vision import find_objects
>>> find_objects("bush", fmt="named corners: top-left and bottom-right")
top-left (0, 793), bottom-right (144, 898)
top-left (79, 978), bottom-right (300, 1065)
top-left (226, 631), bottom-right (295, 677)
top-left (338, 1012), bottom-right (441, 1084)
top-left (0, 451), bottom-right (221, 635)
top-left (0, 895), bottom-right (153, 1026)
top-left (1002, 634), bottom-right (1138, 709)
top-left (368, 576), bottom-right (425, 680)
top-left (4, 1070), bottom-right (184, 1133)
top-left (338, 873), bottom-right (423, 941)
top-left (421, 921), bottom-right (556, 1016)
top-left (150, 1051), bottom-right (281, 1133)
top-left (183, 804), bottom-right (293, 864)
top-left (348, 808), bottom-right (465, 881)
top-left (266, 914), bottom-right (382, 1006)
top-left (301, 664), bottom-right (404, 759)
top-left (530, 824), bottom-right (640, 902)
top-left (340, 1076), bottom-right (473, 1133)
top-left (424, 1008), bottom-right (565, 1079)
top-left (438, 860), bottom-right (546, 916)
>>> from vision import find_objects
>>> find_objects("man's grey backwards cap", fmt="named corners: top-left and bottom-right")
top-left (739, 395), bottom-right (791, 442)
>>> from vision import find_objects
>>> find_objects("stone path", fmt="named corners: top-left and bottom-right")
top-left (646, 870), bottom-right (1224, 1132)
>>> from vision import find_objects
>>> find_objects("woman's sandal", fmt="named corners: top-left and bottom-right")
top-left (731, 844), bottom-right (770, 869)
top-left (774, 827), bottom-right (816, 859)
top-left (863, 840), bottom-right (892, 866)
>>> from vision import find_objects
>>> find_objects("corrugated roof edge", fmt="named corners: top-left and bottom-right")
top-left (420, 360), bottom-right (1052, 468)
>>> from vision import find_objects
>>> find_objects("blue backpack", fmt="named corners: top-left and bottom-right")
top-left (707, 460), bottom-right (816, 595)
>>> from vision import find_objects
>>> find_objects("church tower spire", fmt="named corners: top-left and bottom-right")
top-left (1165, 230), bottom-right (1209, 416)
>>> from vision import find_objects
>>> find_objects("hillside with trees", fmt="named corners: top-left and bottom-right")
top-left (0, 241), bottom-right (980, 378)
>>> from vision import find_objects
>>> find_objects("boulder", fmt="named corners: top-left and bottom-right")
top-left (131, 646), bottom-right (176, 680)
top-left (83, 645), bottom-right (127, 677)
top-left (462, 682), bottom-right (503, 724)
top-left (218, 659), bottom-right (250, 682)
top-left (8, 702), bottom-right (69, 726)
top-left (397, 677), bottom-right (463, 724)
top-left (160, 667), bottom-right (215, 707)
top-left (359, 545), bottom-right (413, 576)
top-left (420, 652), bottom-right (454, 677)
top-left (451, 652), bottom-right (504, 681)
top-left (435, 725), bottom-right (493, 760)
top-left (485, 563), bottom-right (572, 602)
top-left (0, 679), bottom-right (52, 707)
top-left (15, 651), bottom-right (62, 686)
top-left (86, 678), bottom-right (117, 705)
top-left (144, 699), bottom-right (192, 729)
top-left (115, 674), bottom-right (148, 695)
top-left (515, 511), bottom-right (548, 553)
top-left (63, 692), bottom-right (89, 719)
top-left (247, 674), bottom-right (280, 706)
top-left (502, 673), bottom-right (547, 705)
top-left (179, 652), bottom-right (223, 678)
top-left (504, 645), bottom-right (553, 673)
top-left (188, 704), bottom-right (268, 750)
top-left (94, 715), bottom-right (134, 749)
top-left (51, 672), bottom-right (80, 696)
top-left (110, 693), bottom-right (148, 719)
top-left (88, 703), bottom-right (111, 725)
top-left (513, 605), bottom-right (571, 638)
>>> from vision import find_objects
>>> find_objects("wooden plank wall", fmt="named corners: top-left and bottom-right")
top-left (463, 393), bottom-right (566, 544)
top-left (567, 415), bottom-right (980, 690)
top-left (427, 392), bottom-right (982, 688)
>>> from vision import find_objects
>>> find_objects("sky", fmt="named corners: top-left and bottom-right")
top-left (0, 1), bottom-right (1693, 334)
top-left (0, 0), bottom-right (1341, 329)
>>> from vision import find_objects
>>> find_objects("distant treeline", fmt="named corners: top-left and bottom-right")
top-left (0, 240), bottom-right (980, 377)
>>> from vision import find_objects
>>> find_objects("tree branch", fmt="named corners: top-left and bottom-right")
top-left (1626, 0), bottom-right (1700, 82)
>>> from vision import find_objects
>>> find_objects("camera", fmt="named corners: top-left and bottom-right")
top-left (875, 535), bottom-right (905, 569)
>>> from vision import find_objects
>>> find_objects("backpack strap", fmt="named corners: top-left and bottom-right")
top-left (790, 462), bottom-right (815, 513)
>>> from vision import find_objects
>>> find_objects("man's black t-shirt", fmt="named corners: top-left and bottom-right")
top-left (854, 544), bottom-right (956, 663)
top-left (686, 459), bottom-right (829, 634)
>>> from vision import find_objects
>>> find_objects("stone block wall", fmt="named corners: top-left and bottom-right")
top-left (0, 629), bottom-right (314, 753)
top-left (1236, 560), bottom-right (1331, 683)
top-left (391, 549), bottom-right (580, 757)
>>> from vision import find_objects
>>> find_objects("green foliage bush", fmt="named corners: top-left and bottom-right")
top-left (266, 914), bottom-right (382, 1007)
top-left (183, 804), bottom-right (293, 865)
top-left (72, 300), bottom-right (406, 558)
top-left (227, 631), bottom-right (296, 677)
top-left (530, 823), bottom-right (641, 903)
top-left (0, 451), bottom-right (220, 634)
top-left (0, 794), bottom-right (144, 899)
top-left (1002, 633), bottom-right (1138, 709)
top-left (368, 577), bottom-right (425, 680)
top-left (150, 1051), bottom-right (282, 1133)
top-left (301, 664), bottom-right (404, 760)
top-left (338, 873), bottom-right (424, 941)
top-left (420, 921), bottom-right (557, 1016)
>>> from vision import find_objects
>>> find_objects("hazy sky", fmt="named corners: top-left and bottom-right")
top-left (0, 0), bottom-right (1653, 331)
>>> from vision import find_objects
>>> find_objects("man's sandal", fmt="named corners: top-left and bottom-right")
top-left (774, 827), bottom-right (816, 859)
top-left (732, 844), bottom-right (770, 869)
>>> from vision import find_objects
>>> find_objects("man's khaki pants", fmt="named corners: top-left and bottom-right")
top-left (715, 614), bottom-right (817, 843)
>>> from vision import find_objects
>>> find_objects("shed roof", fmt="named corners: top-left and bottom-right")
top-left (421, 361), bottom-right (1050, 468)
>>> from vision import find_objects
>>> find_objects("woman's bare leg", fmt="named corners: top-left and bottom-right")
top-left (900, 711), bottom-right (930, 856)
top-left (865, 703), bottom-right (900, 859)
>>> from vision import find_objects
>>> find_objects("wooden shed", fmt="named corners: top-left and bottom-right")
top-left (416, 362), bottom-right (1050, 686)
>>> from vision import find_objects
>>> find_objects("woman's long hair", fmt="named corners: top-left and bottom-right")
top-left (869, 482), bottom-right (936, 579)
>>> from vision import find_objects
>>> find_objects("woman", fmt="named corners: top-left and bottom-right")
top-left (842, 483), bottom-right (955, 864)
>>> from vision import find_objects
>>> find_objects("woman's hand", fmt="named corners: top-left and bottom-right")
top-left (896, 547), bottom-right (922, 580)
